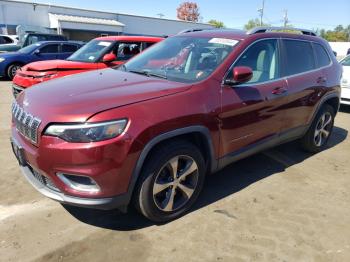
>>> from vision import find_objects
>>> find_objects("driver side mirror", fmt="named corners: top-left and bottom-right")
top-left (224, 66), bottom-right (253, 86)
top-left (34, 49), bottom-right (41, 55)
top-left (102, 53), bottom-right (117, 63)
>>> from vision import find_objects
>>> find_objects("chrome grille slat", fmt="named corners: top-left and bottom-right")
top-left (12, 102), bottom-right (41, 144)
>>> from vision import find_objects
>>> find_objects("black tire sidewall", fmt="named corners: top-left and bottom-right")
top-left (136, 141), bottom-right (206, 222)
top-left (7, 63), bottom-right (20, 79)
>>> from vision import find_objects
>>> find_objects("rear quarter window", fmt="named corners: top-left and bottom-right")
top-left (62, 44), bottom-right (79, 53)
top-left (282, 39), bottom-right (315, 76)
top-left (313, 43), bottom-right (331, 68)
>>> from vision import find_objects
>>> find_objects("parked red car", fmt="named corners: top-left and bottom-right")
top-left (12, 36), bottom-right (163, 97)
top-left (11, 27), bottom-right (341, 222)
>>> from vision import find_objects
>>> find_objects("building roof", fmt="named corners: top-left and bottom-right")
top-left (49, 13), bottom-right (125, 27)
top-left (4, 0), bottom-right (213, 26)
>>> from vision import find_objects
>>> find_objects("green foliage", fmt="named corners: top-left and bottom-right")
top-left (208, 19), bottom-right (225, 28)
top-left (244, 19), bottom-right (270, 30)
top-left (319, 25), bottom-right (349, 42)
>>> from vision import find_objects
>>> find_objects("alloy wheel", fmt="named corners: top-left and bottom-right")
top-left (314, 112), bottom-right (332, 147)
top-left (152, 155), bottom-right (199, 212)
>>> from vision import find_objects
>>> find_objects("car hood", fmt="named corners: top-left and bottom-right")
top-left (22, 60), bottom-right (97, 72)
top-left (342, 65), bottom-right (350, 77)
top-left (17, 68), bottom-right (191, 124)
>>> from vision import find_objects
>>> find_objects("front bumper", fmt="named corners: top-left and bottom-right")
top-left (341, 87), bottom-right (350, 105)
top-left (11, 122), bottom-right (138, 210)
top-left (19, 164), bottom-right (129, 210)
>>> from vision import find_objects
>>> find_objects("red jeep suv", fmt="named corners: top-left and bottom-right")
top-left (11, 27), bottom-right (341, 222)
top-left (12, 36), bottom-right (163, 97)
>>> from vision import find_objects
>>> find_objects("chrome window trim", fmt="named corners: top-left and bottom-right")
top-left (222, 37), bottom-right (334, 88)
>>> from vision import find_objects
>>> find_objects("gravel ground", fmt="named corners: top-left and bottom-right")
top-left (0, 80), bottom-right (349, 262)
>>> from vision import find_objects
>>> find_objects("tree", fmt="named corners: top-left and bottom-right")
top-left (319, 24), bottom-right (350, 42)
top-left (208, 19), bottom-right (225, 28)
top-left (177, 2), bottom-right (200, 22)
top-left (244, 18), bottom-right (270, 30)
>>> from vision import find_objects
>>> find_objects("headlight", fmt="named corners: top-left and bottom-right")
top-left (44, 119), bottom-right (128, 142)
top-left (0, 57), bottom-right (5, 63)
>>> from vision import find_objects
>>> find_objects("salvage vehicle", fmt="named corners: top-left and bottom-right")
top-left (11, 27), bottom-right (341, 222)
top-left (0, 41), bottom-right (82, 80)
top-left (340, 55), bottom-right (350, 105)
top-left (12, 36), bottom-right (163, 97)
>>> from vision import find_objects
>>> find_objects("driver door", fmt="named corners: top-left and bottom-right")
top-left (219, 39), bottom-right (289, 156)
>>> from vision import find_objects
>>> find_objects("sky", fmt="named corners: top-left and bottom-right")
top-left (23, 0), bottom-right (350, 30)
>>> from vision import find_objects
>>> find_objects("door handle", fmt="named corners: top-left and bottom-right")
top-left (272, 87), bottom-right (287, 95)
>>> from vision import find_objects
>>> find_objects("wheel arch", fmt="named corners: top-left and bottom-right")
top-left (126, 126), bottom-right (218, 203)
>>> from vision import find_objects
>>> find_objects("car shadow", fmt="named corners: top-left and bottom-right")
top-left (63, 126), bottom-right (348, 231)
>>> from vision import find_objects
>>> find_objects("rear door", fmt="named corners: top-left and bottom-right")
top-left (220, 38), bottom-right (289, 155)
top-left (279, 39), bottom-right (322, 132)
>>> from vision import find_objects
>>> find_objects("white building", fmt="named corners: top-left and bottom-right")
top-left (0, 0), bottom-right (214, 40)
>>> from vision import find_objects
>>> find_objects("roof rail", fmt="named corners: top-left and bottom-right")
top-left (247, 26), bottom-right (317, 36)
top-left (178, 28), bottom-right (214, 34)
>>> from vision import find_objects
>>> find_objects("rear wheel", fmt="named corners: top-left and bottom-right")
top-left (7, 63), bottom-right (22, 80)
top-left (301, 104), bottom-right (335, 153)
top-left (134, 140), bottom-right (206, 222)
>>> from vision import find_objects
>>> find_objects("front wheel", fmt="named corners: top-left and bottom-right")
top-left (7, 63), bottom-right (22, 80)
top-left (134, 140), bottom-right (206, 222)
top-left (301, 104), bottom-right (335, 153)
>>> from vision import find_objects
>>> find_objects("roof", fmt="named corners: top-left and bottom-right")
top-left (179, 29), bottom-right (248, 40)
top-left (49, 13), bottom-right (125, 27)
top-left (95, 36), bottom-right (164, 42)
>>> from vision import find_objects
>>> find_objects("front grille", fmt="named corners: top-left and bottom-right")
top-left (12, 102), bottom-right (41, 144)
top-left (12, 84), bottom-right (24, 98)
top-left (31, 166), bottom-right (60, 192)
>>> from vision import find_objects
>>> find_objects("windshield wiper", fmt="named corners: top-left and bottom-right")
top-left (128, 69), bottom-right (167, 79)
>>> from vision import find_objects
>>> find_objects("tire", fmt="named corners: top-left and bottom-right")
top-left (301, 104), bottom-right (335, 153)
top-left (134, 140), bottom-right (206, 222)
top-left (7, 63), bottom-right (22, 80)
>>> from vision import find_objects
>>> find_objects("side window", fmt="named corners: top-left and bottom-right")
top-left (114, 42), bottom-right (141, 61)
top-left (230, 39), bottom-right (279, 84)
top-left (313, 43), bottom-right (331, 68)
top-left (62, 44), bottom-right (79, 53)
top-left (0, 36), bottom-right (13, 44)
top-left (143, 42), bottom-right (156, 50)
top-left (282, 40), bottom-right (315, 76)
top-left (40, 44), bottom-right (59, 54)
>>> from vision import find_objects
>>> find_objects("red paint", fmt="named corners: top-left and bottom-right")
top-left (13, 36), bottom-right (163, 88)
top-left (12, 30), bottom-right (341, 204)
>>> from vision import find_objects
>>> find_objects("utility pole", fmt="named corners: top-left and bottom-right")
top-left (257, 0), bottom-right (265, 26)
top-left (283, 9), bottom-right (289, 28)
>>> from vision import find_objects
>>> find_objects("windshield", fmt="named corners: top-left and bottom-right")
top-left (121, 36), bottom-right (238, 83)
top-left (341, 55), bottom-right (350, 66)
top-left (67, 40), bottom-right (114, 62)
top-left (18, 43), bottom-right (41, 54)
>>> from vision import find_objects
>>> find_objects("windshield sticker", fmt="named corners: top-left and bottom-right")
top-left (88, 56), bottom-right (95, 60)
top-left (98, 41), bottom-right (112, 47)
top-left (209, 38), bottom-right (238, 46)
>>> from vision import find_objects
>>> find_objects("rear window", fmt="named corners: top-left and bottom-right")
top-left (313, 43), bottom-right (331, 68)
top-left (282, 40), bottom-right (315, 76)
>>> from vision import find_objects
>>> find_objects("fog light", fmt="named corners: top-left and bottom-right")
top-left (57, 173), bottom-right (100, 193)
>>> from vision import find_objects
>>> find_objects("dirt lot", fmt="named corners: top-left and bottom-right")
top-left (0, 80), bottom-right (349, 262)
